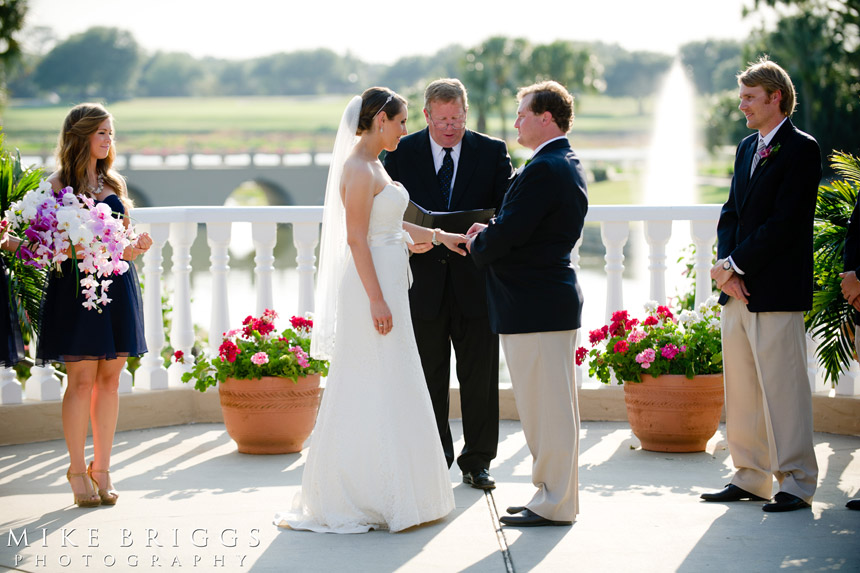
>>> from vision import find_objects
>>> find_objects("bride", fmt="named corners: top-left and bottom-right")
top-left (275, 88), bottom-right (465, 533)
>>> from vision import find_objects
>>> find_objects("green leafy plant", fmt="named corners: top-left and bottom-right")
top-left (180, 309), bottom-right (329, 392)
top-left (0, 133), bottom-right (47, 343)
top-left (805, 151), bottom-right (860, 387)
top-left (578, 299), bottom-right (723, 384)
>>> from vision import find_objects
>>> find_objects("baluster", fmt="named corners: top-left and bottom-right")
top-left (805, 334), bottom-right (824, 393)
top-left (293, 222), bottom-right (319, 316)
top-left (689, 220), bottom-right (718, 308)
top-left (0, 367), bottom-right (22, 404)
top-left (167, 222), bottom-right (197, 388)
top-left (572, 236), bottom-right (584, 388)
top-left (836, 345), bottom-right (860, 396)
top-left (600, 221), bottom-right (629, 323)
top-left (252, 222), bottom-right (277, 316)
top-left (571, 236), bottom-right (583, 273)
top-left (25, 362), bottom-right (62, 401)
top-left (644, 220), bottom-right (672, 305)
top-left (135, 223), bottom-right (170, 391)
top-left (207, 222), bottom-right (232, 355)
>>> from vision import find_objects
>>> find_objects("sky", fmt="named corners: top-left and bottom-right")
top-left (24, 0), bottom-right (770, 64)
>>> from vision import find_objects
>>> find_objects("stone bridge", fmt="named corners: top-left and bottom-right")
top-left (23, 152), bottom-right (332, 207)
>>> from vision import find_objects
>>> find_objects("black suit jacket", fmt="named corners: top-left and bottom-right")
top-left (717, 119), bottom-right (821, 312)
top-left (470, 138), bottom-right (588, 334)
top-left (384, 128), bottom-right (512, 320)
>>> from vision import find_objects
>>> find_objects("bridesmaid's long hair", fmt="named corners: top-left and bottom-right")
top-left (56, 103), bottom-right (131, 210)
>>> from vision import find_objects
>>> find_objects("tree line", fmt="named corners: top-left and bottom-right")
top-left (1, 0), bottom-right (857, 157)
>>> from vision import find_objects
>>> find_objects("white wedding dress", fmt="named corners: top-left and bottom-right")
top-left (275, 183), bottom-right (455, 533)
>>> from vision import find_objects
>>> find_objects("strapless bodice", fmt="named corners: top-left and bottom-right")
top-left (368, 183), bottom-right (411, 247)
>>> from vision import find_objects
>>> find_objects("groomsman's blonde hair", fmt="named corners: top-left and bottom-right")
top-left (738, 57), bottom-right (797, 117)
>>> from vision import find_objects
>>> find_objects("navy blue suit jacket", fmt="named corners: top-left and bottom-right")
top-left (384, 128), bottom-right (511, 320)
top-left (470, 138), bottom-right (588, 334)
top-left (716, 119), bottom-right (821, 311)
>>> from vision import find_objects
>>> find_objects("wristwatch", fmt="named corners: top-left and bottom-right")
top-left (722, 260), bottom-right (733, 272)
top-left (431, 228), bottom-right (441, 246)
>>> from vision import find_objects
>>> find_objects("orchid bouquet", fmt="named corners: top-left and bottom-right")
top-left (4, 181), bottom-right (132, 311)
top-left (181, 309), bottom-right (330, 392)
top-left (578, 298), bottom-right (723, 384)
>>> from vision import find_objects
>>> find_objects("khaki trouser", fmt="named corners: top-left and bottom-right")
top-left (721, 298), bottom-right (818, 502)
top-left (500, 329), bottom-right (580, 521)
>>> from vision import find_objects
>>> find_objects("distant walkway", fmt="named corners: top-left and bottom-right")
top-left (1, 421), bottom-right (858, 572)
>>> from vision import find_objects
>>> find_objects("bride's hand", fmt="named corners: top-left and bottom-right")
top-left (371, 299), bottom-right (393, 335)
top-left (408, 242), bottom-right (433, 254)
top-left (439, 231), bottom-right (468, 256)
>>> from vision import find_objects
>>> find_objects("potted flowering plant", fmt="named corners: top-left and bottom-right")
top-left (577, 298), bottom-right (725, 452)
top-left (181, 309), bottom-right (329, 454)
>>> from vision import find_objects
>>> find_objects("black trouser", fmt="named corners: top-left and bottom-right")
top-left (411, 272), bottom-right (499, 472)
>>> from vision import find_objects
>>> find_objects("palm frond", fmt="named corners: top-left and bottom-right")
top-left (0, 133), bottom-right (47, 340)
top-left (806, 152), bottom-right (860, 386)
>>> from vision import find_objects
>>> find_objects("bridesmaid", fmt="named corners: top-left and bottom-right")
top-left (37, 103), bottom-right (152, 508)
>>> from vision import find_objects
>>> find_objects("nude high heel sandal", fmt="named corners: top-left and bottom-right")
top-left (66, 468), bottom-right (101, 508)
top-left (87, 462), bottom-right (119, 505)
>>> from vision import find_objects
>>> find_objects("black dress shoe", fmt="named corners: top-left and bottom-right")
top-left (463, 469), bottom-right (496, 490)
top-left (762, 492), bottom-right (811, 512)
top-left (499, 508), bottom-right (572, 527)
top-left (506, 505), bottom-right (526, 515)
top-left (846, 499), bottom-right (860, 511)
top-left (700, 484), bottom-right (768, 502)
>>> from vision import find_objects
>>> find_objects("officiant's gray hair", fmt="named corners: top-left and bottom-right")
top-left (737, 57), bottom-right (797, 117)
top-left (424, 78), bottom-right (469, 112)
top-left (356, 87), bottom-right (407, 134)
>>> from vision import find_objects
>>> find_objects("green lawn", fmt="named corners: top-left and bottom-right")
top-left (0, 94), bottom-right (654, 154)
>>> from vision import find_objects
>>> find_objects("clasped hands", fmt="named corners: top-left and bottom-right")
top-left (839, 270), bottom-right (860, 312)
top-left (407, 228), bottom-right (469, 256)
top-left (710, 258), bottom-right (750, 304)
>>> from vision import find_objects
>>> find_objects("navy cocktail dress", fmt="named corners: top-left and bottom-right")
top-left (36, 194), bottom-right (147, 364)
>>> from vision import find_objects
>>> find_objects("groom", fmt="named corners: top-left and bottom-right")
top-left (384, 78), bottom-right (512, 488)
top-left (704, 58), bottom-right (820, 512)
top-left (467, 80), bottom-right (587, 526)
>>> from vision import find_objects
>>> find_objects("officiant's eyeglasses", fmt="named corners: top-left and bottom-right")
top-left (429, 114), bottom-right (466, 129)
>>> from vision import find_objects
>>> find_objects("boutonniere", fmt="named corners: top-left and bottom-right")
top-left (758, 143), bottom-right (781, 167)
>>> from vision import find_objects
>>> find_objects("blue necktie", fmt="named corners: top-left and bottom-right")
top-left (438, 147), bottom-right (453, 209)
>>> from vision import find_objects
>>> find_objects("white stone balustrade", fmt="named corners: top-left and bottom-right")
top-left (1, 203), bottom-right (856, 407)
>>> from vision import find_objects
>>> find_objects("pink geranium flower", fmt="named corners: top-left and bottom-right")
top-left (251, 352), bottom-right (269, 365)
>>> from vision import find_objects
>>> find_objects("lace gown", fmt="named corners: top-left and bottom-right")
top-left (275, 183), bottom-right (454, 533)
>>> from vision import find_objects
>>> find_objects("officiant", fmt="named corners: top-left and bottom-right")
top-left (384, 78), bottom-right (512, 489)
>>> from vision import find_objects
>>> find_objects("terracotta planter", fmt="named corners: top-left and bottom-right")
top-left (623, 373), bottom-right (724, 453)
top-left (218, 374), bottom-right (321, 454)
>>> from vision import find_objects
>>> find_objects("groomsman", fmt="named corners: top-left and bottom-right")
top-left (468, 80), bottom-right (587, 526)
top-left (838, 189), bottom-right (860, 511)
top-left (384, 78), bottom-right (512, 488)
top-left (704, 58), bottom-right (820, 512)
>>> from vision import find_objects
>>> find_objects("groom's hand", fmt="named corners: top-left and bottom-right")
top-left (466, 222), bottom-right (488, 238)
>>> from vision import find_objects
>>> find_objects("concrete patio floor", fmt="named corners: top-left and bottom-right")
top-left (1, 420), bottom-right (858, 573)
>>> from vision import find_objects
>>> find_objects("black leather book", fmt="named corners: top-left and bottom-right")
top-left (403, 201), bottom-right (495, 234)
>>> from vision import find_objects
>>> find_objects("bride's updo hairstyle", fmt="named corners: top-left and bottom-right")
top-left (356, 87), bottom-right (407, 135)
